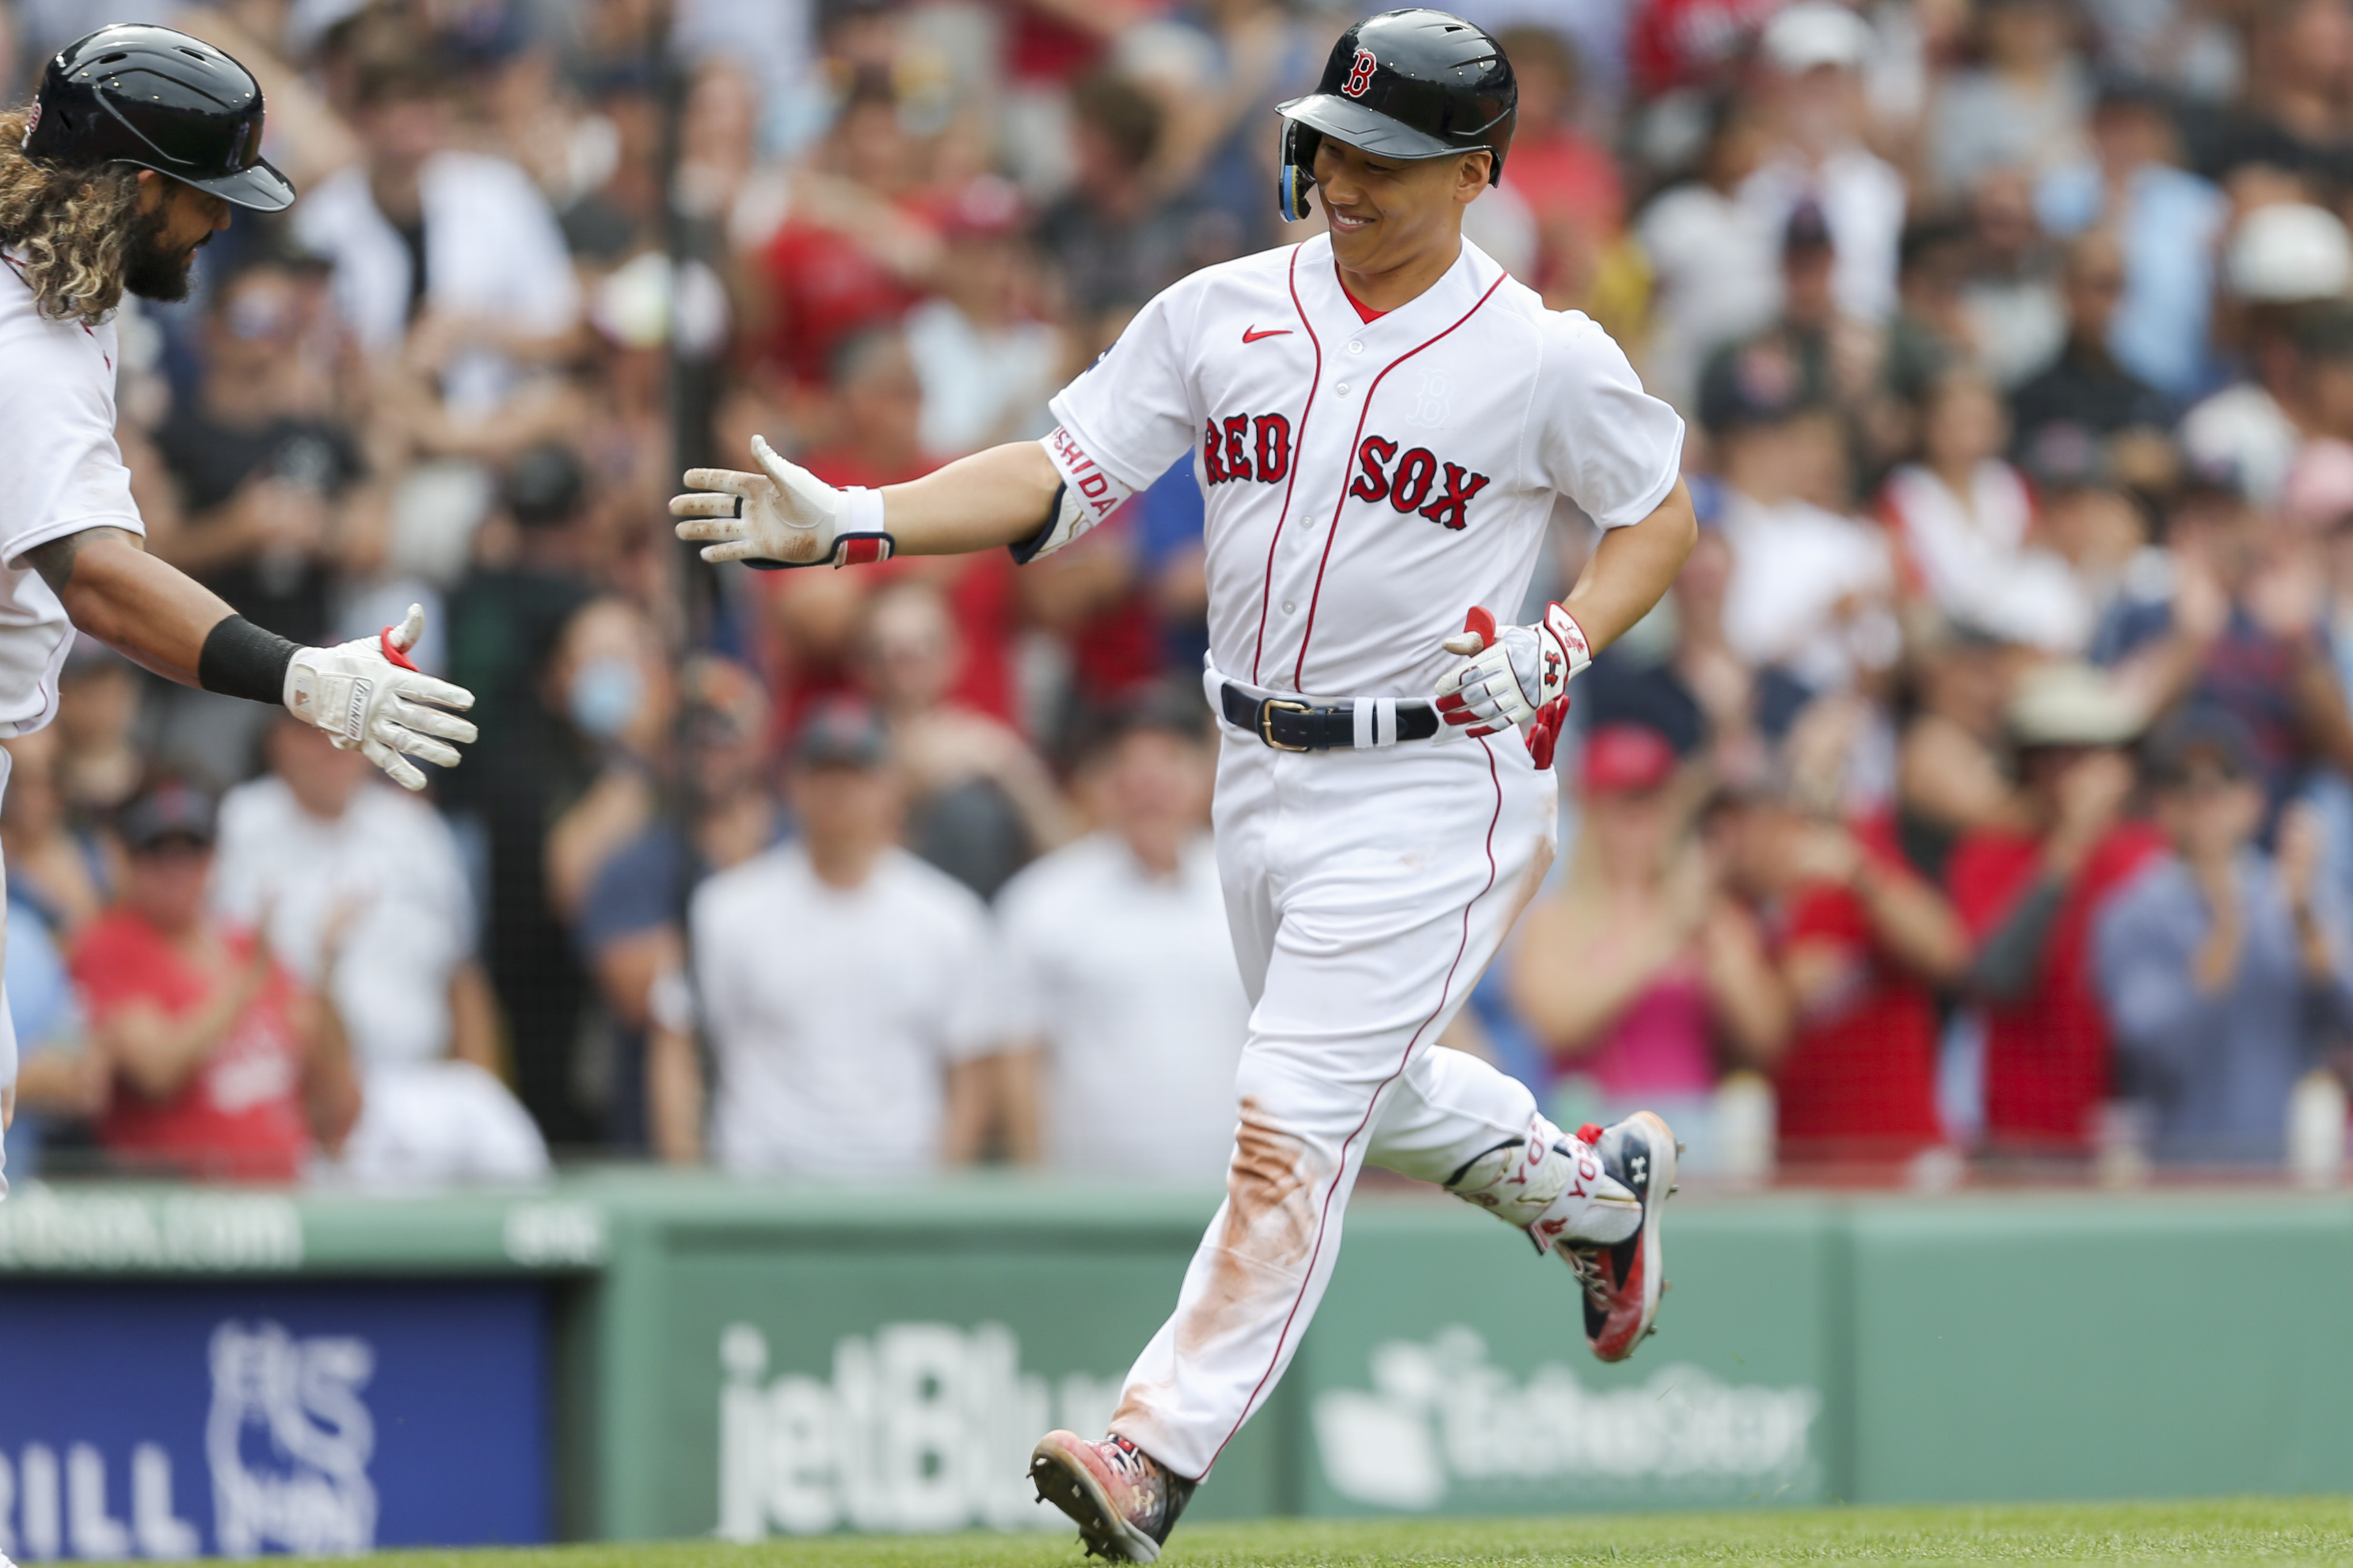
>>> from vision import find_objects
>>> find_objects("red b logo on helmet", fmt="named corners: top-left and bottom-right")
top-left (1342, 45), bottom-right (1377, 98)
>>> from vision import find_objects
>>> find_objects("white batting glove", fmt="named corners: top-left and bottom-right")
top-left (284, 604), bottom-right (478, 792)
top-left (669, 435), bottom-right (894, 569)
top-left (1434, 604), bottom-right (1591, 770)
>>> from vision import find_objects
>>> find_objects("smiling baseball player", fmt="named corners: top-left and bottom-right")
top-left (0, 25), bottom-right (476, 1200)
top-left (673, 10), bottom-right (1694, 1560)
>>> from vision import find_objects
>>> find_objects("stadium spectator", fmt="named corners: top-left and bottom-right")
top-left (584, 657), bottom-right (786, 1162)
top-left (73, 780), bottom-right (361, 1184)
top-left (690, 700), bottom-right (1002, 1176)
top-left (1881, 365), bottom-right (2093, 654)
top-left (906, 177), bottom-right (1062, 458)
top-left (1510, 724), bottom-right (1788, 1170)
top-left (1960, 171), bottom-right (2066, 394)
top-left (1742, 2), bottom-right (1907, 325)
top-left (1705, 344), bottom-right (1901, 714)
top-left (2009, 227), bottom-right (2179, 467)
top-left (1716, 785), bottom-right (1970, 1173)
top-left (2036, 78), bottom-right (2227, 401)
top-left (1636, 93), bottom-right (1782, 415)
top-left (0, 726), bottom-right (113, 942)
top-left (293, 46), bottom-right (583, 417)
top-left (2182, 208), bottom-right (2353, 510)
top-left (1949, 663), bottom-right (2167, 1161)
top-left (1924, 0), bottom-right (2090, 201)
top-left (2097, 709), bottom-right (2353, 1165)
top-left (212, 714), bottom-right (547, 1188)
top-left (1035, 72), bottom-right (1193, 318)
top-left (863, 578), bottom-right (1076, 899)
top-left (995, 693), bottom-right (1245, 1180)
top-left (50, 640), bottom-right (143, 819)
top-left (1894, 620), bottom-right (2033, 886)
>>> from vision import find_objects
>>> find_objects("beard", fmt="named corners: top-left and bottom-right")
top-left (121, 202), bottom-right (202, 303)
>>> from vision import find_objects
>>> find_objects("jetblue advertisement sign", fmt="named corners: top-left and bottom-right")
top-left (0, 1281), bottom-right (549, 1555)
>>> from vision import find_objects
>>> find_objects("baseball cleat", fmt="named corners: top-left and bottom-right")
top-left (1561, 1111), bottom-right (1677, 1362)
top-left (1029, 1430), bottom-right (1195, 1562)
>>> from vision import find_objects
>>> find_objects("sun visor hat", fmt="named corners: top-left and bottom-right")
top-left (1275, 9), bottom-right (1515, 222)
top-left (24, 24), bottom-right (295, 212)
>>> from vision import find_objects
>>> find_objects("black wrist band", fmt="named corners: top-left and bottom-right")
top-left (198, 615), bottom-right (300, 705)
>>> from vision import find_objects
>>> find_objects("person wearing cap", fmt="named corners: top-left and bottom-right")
top-left (2180, 207), bottom-right (2353, 510)
top-left (0, 25), bottom-right (475, 1195)
top-left (1739, 1), bottom-right (1907, 325)
top-left (1510, 724), bottom-right (1788, 1170)
top-left (688, 699), bottom-right (1003, 1178)
top-left (994, 694), bottom-right (1249, 1180)
top-left (1947, 663), bottom-right (2168, 1159)
top-left (69, 777), bottom-right (361, 1184)
top-left (2094, 709), bottom-right (2353, 1166)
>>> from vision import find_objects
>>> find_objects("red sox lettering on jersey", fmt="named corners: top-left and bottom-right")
top-left (1038, 232), bottom-right (1684, 698)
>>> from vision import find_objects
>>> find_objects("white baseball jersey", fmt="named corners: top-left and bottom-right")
top-left (1046, 231), bottom-right (1684, 698)
top-left (0, 253), bottom-right (144, 738)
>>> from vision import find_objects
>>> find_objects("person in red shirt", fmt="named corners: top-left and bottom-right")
top-left (73, 779), bottom-right (360, 1183)
top-left (1715, 789), bottom-right (1970, 1172)
top-left (762, 329), bottom-right (1025, 738)
top-left (1947, 663), bottom-right (2167, 1159)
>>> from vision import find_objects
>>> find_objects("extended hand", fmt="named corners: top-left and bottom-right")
top-left (670, 436), bottom-right (893, 569)
top-left (284, 604), bottom-right (477, 791)
top-left (1433, 604), bottom-right (1592, 769)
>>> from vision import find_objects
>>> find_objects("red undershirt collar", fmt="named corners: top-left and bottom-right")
top-left (1335, 262), bottom-right (1388, 323)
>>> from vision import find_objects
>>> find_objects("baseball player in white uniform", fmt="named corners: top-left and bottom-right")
top-left (0, 26), bottom-right (476, 1206)
top-left (673, 11), bottom-right (1696, 1559)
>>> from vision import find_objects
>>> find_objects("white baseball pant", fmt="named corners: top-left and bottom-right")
top-left (1106, 721), bottom-right (1558, 1479)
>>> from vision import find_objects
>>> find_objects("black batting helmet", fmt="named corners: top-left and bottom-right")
top-left (22, 24), bottom-right (295, 212)
top-left (1276, 10), bottom-right (1516, 223)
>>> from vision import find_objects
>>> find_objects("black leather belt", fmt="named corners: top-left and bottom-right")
top-left (1219, 681), bottom-right (1441, 751)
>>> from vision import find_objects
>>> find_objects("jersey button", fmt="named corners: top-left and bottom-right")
top-left (1346, 339), bottom-right (1365, 354)
top-left (1282, 600), bottom-right (1296, 613)
top-left (1335, 381), bottom-right (1351, 396)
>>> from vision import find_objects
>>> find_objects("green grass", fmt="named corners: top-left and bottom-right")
top-left (365, 1499), bottom-right (2353, 1567)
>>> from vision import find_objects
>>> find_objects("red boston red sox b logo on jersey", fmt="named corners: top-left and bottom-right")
top-left (1342, 46), bottom-right (1378, 98)
top-left (1349, 435), bottom-right (1492, 531)
top-left (1202, 413), bottom-right (1292, 486)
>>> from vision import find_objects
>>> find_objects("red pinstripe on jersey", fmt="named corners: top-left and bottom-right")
top-left (1290, 271), bottom-right (1507, 692)
top-left (1248, 248), bottom-right (1323, 684)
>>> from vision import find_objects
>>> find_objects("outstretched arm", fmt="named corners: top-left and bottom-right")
top-left (673, 436), bottom-right (1071, 566)
top-left (24, 527), bottom-right (236, 685)
top-left (22, 527), bottom-right (476, 791)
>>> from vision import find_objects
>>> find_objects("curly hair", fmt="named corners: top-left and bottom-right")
top-left (0, 109), bottom-right (144, 326)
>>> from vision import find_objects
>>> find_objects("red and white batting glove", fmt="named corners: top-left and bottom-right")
top-left (1434, 603), bottom-right (1592, 770)
top-left (284, 604), bottom-right (478, 792)
top-left (669, 434), bottom-right (896, 570)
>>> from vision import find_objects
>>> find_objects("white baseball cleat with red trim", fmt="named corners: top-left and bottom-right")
top-left (1563, 1111), bottom-right (1677, 1362)
top-left (1029, 1430), bottom-right (1195, 1562)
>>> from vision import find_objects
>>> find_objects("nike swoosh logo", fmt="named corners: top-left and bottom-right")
top-left (1243, 326), bottom-right (1293, 344)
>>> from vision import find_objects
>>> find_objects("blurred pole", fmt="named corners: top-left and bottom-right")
top-left (654, 0), bottom-right (714, 655)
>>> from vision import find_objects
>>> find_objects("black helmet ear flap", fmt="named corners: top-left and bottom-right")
top-left (1278, 120), bottom-right (1322, 223)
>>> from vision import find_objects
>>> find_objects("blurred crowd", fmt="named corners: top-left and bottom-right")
top-left (6, 0), bottom-right (2353, 1191)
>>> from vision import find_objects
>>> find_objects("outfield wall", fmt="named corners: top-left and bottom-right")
top-left (0, 1176), bottom-right (2345, 1554)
